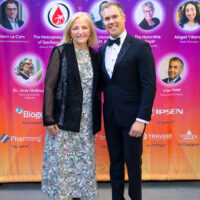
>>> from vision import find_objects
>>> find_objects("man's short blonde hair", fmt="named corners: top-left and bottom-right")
top-left (100, 1), bottom-right (125, 18)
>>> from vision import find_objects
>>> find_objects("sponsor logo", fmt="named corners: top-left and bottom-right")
top-left (152, 108), bottom-right (183, 117)
top-left (16, 107), bottom-right (23, 114)
top-left (10, 135), bottom-right (42, 143)
top-left (43, 1), bottom-right (73, 30)
top-left (144, 133), bottom-right (173, 140)
top-left (0, 134), bottom-right (10, 143)
top-left (16, 108), bottom-right (42, 120)
top-left (179, 130), bottom-right (199, 146)
top-left (180, 130), bottom-right (198, 141)
top-left (143, 133), bottom-right (148, 140)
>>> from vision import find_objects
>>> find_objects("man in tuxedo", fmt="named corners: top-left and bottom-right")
top-left (162, 57), bottom-right (184, 84)
top-left (2, 0), bottom-right (24, 30)
top-left (98, 2), bottom-right (156, 200)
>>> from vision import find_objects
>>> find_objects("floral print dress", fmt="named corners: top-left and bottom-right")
top-left (42, 50), bottom-right (97, 200)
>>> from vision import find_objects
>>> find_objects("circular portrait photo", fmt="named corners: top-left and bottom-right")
top-left (13, 55), bottom-right (43, 87)
top-left (177, 1), bottom-right (200, 31)
top-left (158, 56), bottom-right (186, 86)
top-left (43, 0), bottom-right (73, 31)
top-left (134, 0), bottom-right (163, 31)
top-left (90, 0), bottom-right (109, 30)
top-left (0, 0), bottom-right (26, 31)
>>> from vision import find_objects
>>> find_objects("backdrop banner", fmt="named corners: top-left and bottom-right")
top-left (0, 0), bottom-right (200, 182)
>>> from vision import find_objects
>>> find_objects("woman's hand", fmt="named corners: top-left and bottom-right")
top-left (46, 124), bottom-right (59, 137)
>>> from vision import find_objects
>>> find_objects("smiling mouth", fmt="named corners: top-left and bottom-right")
top-left (109, 26), bottom-right (117, 30)
top-left (169, 73), bottom-right (175, 76)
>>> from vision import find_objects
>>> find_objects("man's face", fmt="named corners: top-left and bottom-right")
top-left (6, 3), bottom-right (18, 20)
top-left (22, 59), bottom-right (33, 75)
top-left (168, 60), bottom-right (184, 80)
top-left (143, 6), bottom-right (154, 21)
top-left (102, 5), bottom-right (126, 38)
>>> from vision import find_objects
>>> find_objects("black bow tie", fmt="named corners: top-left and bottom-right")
top-left (107, 38), bottom-right (120, 46)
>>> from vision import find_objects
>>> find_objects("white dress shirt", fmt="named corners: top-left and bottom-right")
top-left (105, 30), bottom-right (149, 124)
top-left (8, 17), bottom-right (20, 30)
top-left (105, 30), bottom-right (127, 78)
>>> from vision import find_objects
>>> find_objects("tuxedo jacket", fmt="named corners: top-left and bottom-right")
top-left (99, 34), bottom-right (156, 127)
top-left (1, 17), bottom-right (24, 30)
top-left (162, 76), bottom-right (181, 84)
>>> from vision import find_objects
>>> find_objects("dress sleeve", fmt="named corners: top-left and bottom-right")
top-left (43, 47), bottom-right (61, 126)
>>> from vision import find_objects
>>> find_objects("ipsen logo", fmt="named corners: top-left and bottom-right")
top-left (152, 108), bottom-right (183, 116)
top-left (0, 134), bottom-right (10, 143)
top-left (16, 108), bottom-right (42, 120)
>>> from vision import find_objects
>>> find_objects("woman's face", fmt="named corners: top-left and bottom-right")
top-left (185, 3), bottom-right (197, 21)
top-left (143, 5), bottom-right (154, 21)
top-left (71, 17), bottom-right (91, 46)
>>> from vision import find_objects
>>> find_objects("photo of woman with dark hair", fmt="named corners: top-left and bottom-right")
top-left (179, 1), bottom-right (200, 31)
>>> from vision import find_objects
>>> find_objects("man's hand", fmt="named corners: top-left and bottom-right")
top-left (46, 124), bottom-right (59, 137)
top-left (129, 121), bottom-right (145, 137)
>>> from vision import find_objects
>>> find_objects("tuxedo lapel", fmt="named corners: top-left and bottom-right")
top-left (112, 34), bottom-right (132, 78)
top-left (101, 44), bottom-right (112, 81)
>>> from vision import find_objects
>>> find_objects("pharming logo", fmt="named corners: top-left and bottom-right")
top-left (16, 107), bottom-right (23, 114)
top-left (0, 134), bottom-right (10, 143)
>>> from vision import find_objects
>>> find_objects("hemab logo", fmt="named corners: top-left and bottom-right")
top-left (16, 108), bottom-right (42, 119)
top-left (0, 134), bottom-right (9, 143)
top-left (180, 130), bottom-right (198, 141)
top-left (152, 108), bottom-right (183, 116)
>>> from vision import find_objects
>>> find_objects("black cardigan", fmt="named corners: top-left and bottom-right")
top-left (43, 43), bottom-right (101, 134)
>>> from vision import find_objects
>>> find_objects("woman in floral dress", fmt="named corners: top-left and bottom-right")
top-left (41, 12), bottom-right (101, 200)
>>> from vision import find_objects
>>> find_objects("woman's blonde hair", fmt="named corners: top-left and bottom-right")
top-left (60, 12), bottom-right (98, 47)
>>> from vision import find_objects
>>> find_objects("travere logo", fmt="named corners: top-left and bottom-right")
top-left (16, 107), bottom-right (42, 120)
top-left (0, 134), bottom-right (10, 143)
top-left (143, 133), bottom-right (173, 140)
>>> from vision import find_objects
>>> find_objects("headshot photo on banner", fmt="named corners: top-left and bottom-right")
top-left (0, 0), bottom-right (199, 194)
top-left (0, 0), bottom-right (27, 30)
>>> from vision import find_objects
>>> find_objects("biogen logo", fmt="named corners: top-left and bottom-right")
top-left (152, 108), bottom-right (183, 116)
top-left (16, 107), bottom-right (23, 114)
top-left (16, 108), bottom-right (42, 120)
